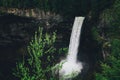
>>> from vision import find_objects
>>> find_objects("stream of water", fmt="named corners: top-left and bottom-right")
top-left (59, 17), bottom-right (85, 79)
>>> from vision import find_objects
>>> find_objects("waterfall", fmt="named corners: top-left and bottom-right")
top-left (67, 17), bottom-right (85, 62)
top-left (58, 17), bottom-right (85, 79)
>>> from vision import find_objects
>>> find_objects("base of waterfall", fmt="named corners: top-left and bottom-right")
top-left (52, 17), bottom-right (84, 79)
top-left (53, 59), bottom-right (83, 80)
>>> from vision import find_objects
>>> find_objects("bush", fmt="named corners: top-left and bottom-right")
top-left (13, 27), bottom-right (67, 80)
top-left (95, 39), bottom-right (120, 80)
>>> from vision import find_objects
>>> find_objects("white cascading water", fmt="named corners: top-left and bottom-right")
top-left (59, 17), bottom-right (85, 79)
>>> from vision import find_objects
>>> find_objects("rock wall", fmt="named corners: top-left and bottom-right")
top-left (0, 7), bottom-right (57, 19)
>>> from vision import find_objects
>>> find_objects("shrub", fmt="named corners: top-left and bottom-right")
top-left (13, 27), bottom-right (67, 80)
top-left (95, 39), bottom-right (120, 80)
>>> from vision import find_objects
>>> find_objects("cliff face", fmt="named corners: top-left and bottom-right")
top-left (0, 7), bottom-right (58, 19)
top-left (0, 7), bottom-right (63, 47)
top-left (0, 12), bottom-right (64, 57)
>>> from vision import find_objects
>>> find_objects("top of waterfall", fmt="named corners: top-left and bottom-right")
top-left (75, 17), bottom-right (85, 21)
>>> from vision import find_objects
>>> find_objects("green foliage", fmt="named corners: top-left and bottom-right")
top-left (95, 1), bottom-right (120, 79)
top-left (13, 27), bottom-right (67, 80)
top-left (92, 27), bottom-right (103, 44)
top-left (96, 73), bottom-right (108, 80)
top-left (95, 39), bottom-right (120, 80)
top-left (111, 39), bottom-right (120, 57)
top-left (99, 0), bottom-right (120, 38)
